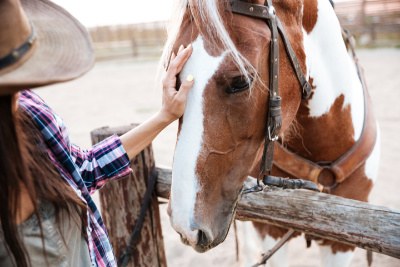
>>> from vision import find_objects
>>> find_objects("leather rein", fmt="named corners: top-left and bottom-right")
top-left (225, 0), bottom-right (316, 194)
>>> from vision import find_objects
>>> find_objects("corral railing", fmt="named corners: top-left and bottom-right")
top-left (335, 0), bottom-right (400, 35)
top-left (156, 168), bottom-right (400, 259)
top-left (92, 126), bottom-right (400, 266)
top-left (88, 22), bottom-right (166, 60)
top-left (87, 0), bottom-right (400, 60)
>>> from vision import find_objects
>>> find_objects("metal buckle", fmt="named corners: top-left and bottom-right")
top-left (242, 185), bottom-right (264, 194)
top-left (302, 81), bottom-right (312, 99)
top-left (268, 6), bottom-right (276, 19)
top-left (242, 171), bottom-right (265, 194)
top-left (268, 126), bottom-right (279, 141)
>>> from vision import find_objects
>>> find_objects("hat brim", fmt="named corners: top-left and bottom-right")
top-left (0, 0), bottom-right (95, 92)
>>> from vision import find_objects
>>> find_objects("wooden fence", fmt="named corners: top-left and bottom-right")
top-left (156, 168), bottom-right (400, 258)
top-left (335, 0), bottom-right (400, 45)
top-left (88, 22), bottom-right (166, 60)
top-left (93, 126), bottom-right (400, 266)
top-left (87, 0), bottom-right (400, 60)
top-left (335, 0), bottom-right (400, 34)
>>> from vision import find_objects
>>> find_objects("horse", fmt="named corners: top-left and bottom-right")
top-left (162, 0), bottom-right (380, 266)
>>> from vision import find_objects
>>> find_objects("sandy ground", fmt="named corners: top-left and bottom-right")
top-left (36, 48), bottom-right (400, 267)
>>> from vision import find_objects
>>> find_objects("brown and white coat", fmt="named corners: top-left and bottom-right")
top-left (164, 0), bottom-right (380, 266)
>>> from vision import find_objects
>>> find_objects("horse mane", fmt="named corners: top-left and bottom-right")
top-left (160, 0), bottom-right (256, 82)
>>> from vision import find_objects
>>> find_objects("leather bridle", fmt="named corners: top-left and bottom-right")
top-left (226, 1), bottom-right (376, 265)
top-left (225, 0), bottom-right (314, 193)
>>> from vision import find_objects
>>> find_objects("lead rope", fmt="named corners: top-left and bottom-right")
top-left (117, 151), bottom-right (158, 267)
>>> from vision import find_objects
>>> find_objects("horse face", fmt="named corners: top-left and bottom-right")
top-left (167, 2), bottom-right (303, 252)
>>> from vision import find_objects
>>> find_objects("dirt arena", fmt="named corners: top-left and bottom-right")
top-left (36, 48), bottom-right (400, 266)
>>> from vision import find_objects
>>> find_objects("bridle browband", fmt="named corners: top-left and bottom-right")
top-left (226, 0), bottom-right (313, 193)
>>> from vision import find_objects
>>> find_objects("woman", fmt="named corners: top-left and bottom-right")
top-left (0, 0), bottom-right (193, 266)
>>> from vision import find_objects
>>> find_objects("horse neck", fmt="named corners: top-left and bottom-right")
top-left (284, 0), bottom-right (365, 162)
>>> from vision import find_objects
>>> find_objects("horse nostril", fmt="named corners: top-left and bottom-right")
top-left (197, 230), bottom-right (210, 247)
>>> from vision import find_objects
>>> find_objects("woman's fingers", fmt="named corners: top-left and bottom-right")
top-left (175, 46), bottom-right (192, 73)
top-left (160, 45), bottom-right (195, 122)
top-left (178, 74), bottom-right (194, 99)
top-left (161, 74), bottom-right (194, 122)
top-left (172, 45), bottom-right (192, 72)
top-left (178, 44), bottom-right (184, 54)
top-left (164, 44), bottom-right (193, 86)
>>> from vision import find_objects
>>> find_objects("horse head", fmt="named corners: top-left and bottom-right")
top-left (165, 0), bottom-right (306, 252)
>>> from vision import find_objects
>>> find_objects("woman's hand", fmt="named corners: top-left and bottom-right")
top-left (120, 44), bottom-right (193, 160)
top-left (159, 44), bottom-right (194, 123)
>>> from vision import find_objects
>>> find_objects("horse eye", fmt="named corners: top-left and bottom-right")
top-left (227, 77), bottom-right (251, 94)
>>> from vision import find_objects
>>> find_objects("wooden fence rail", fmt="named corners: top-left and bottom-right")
top-left (91, 125), bottom-right (400, 267)
top-left (156, 167), bottom-right (400, 259)
top-left (93, 124), bottom-right (399, 263)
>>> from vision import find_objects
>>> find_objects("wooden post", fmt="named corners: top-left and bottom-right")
top-left (91, 125), bottom-right (167, 267)
top-left (155, 167), bottom-right (400, 259)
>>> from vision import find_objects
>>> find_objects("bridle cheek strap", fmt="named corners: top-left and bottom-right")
top-left (227, 0), bottom-right (311, 186)
top-left (275, 18), bottom-right (312, 99)
top-left (227, 1), bottom-right (315, 265)
top-left (260, 0), bottom-right (281, 180)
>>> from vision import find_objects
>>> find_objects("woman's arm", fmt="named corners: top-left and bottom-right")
top-left (18, 45), bottom-right (193, 194)
top-left (120, 44), bottom-right (194, 160)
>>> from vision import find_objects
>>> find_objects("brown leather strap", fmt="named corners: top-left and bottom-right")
top-left (331, 29), bottom-right (377, 183)
top-left (274, 144), bottom-right (323, 184)
top-left (273, 30), bottom-right (377, 188)
top-left (263, 175), bottom-right (320, 192)
top-left (228, 1), bottom-right (273, 20)
top-left (259, 0), bottom-right (281, 176)
top-left (228, 0), bottom-right (311, 182)
top-left (276, 18), bottom-right (312, 99)
top-left (274, 95), bottom-right (376, 186)
top-left (227, 0), bottom-right (375, 191)
top-left (331, 100), bottom-right (376, 183)
top-left (228, 1), bottom-right (311, 99)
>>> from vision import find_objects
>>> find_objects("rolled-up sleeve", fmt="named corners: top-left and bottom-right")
top-left (70, 134), bottom-right (132, 194)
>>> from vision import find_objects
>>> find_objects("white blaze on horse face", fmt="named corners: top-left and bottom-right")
top-left (302, 0), bottom-right (364, 140)
top-left (170, 35), bottom-right (226, 242)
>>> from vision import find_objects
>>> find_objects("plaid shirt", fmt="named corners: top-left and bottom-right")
top-left (18, 90), bottom-right (132, 267)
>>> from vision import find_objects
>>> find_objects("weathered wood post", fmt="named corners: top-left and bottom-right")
top-left (91, 125), bottom-right (167, 267)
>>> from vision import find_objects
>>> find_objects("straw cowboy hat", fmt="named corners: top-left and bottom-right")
top-left (0, 0), bottom-right (95, 95)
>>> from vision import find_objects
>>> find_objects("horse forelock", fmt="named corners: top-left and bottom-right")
top-left (160, 0), bottom-right (260, 84)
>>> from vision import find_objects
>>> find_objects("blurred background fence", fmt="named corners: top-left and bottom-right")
top-left (88, 21), bottom-right (166, 61)
top-left (87, 0), bottom-right (400, 61)
top-left (335, 0), bottom-right (400, 46)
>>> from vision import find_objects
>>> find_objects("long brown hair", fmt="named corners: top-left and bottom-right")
top-left (0, 94), bottom-right (87, 267)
